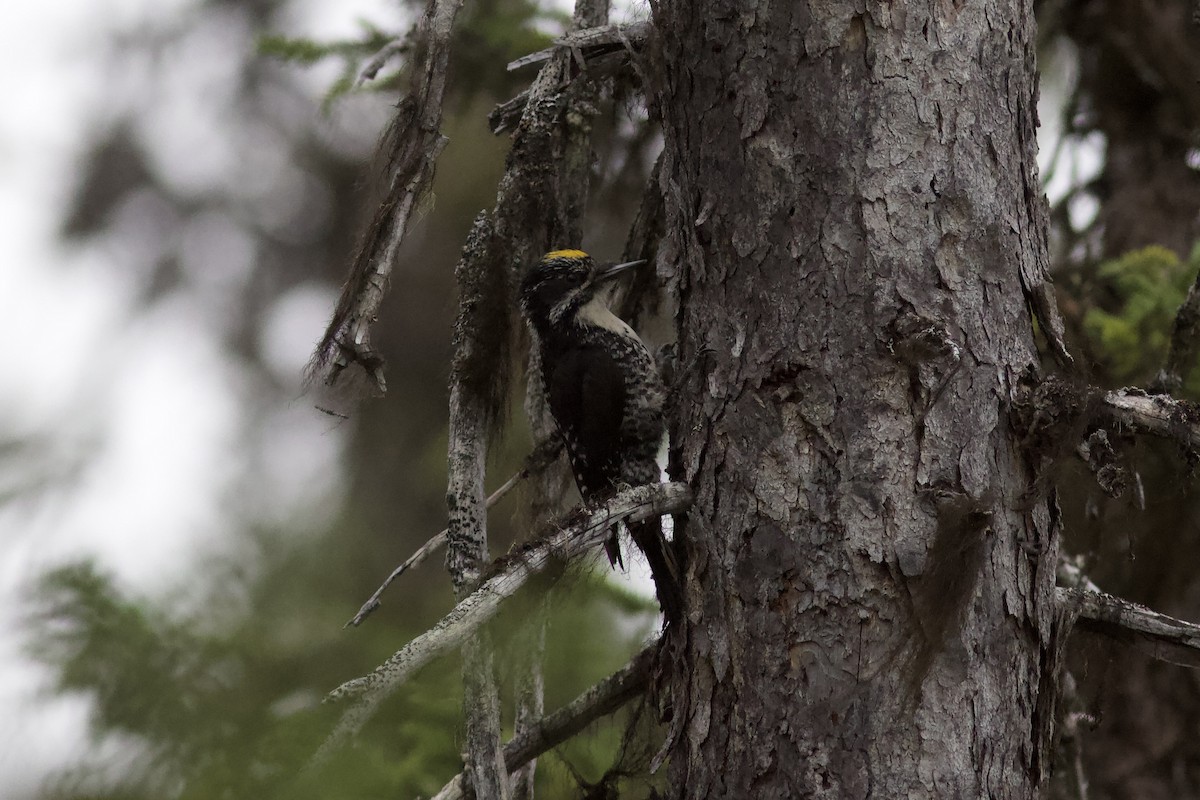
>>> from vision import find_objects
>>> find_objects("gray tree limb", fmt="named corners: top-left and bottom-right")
top-left (1098, 388), bottom-right (1200, 451)
top-left (346, 440), bottom-right (562, 629)
top-left (358, 29), bottom-right (416, 84)
top-left (505, 20), bottom-right (649, 71)
top-left (312, 483), bottom-right (691, 765)
top-left (490, 21), bottom-right (649, 135)
top-left (1059, 587), bottom-right (1200, 668)
top-left (307, 0), bottom-right (464, 401)
top-left (447, 219), bottom-right (511, 800)
top-left (431, 642), bottom-right (656, 800)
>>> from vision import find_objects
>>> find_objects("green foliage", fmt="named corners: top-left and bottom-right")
top-left (32, 563), bottom-right (204, 745)
top-left (1080, 244), bottom-right (1200, 392)
top-left (257, 23), bottom-right (401, 110)
top-left (448, 0), bottom-right (562, 106)
top-left (256, 33), bottom-right (375, 66)
top-left (28, 555), bottom-right (657, 799)
top-left (257, 18), bottom-right (398, 66)
top-left (258, 1), bottom-right (561, 113)
top-left (29, 560), bottom-right (407, 798)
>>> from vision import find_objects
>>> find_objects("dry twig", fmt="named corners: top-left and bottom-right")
top-left (358, 29), bottom-right (415, 84)
top-left (489, 21), bottom-right (650, 134)
top-left (505, 21), bottom-right (650, 71)
top-left (307, 0), bottom-right (465, 403)
top-left (1097, 388), bottom-right (1200, 452)
top-left (345, 443), bottom-right (561, 629)
top-left (311, 483), bottom-right (691, 767)
top-left (1059, 587), bottom-right (1200, 667)
top-left (431, 642), bottom-right (656, 800)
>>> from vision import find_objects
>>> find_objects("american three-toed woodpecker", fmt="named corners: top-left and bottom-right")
top-left (519, 249), bottom-right (681, 621)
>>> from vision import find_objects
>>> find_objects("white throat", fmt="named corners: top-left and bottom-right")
top-left (574, 296), bottom-right (637, 337)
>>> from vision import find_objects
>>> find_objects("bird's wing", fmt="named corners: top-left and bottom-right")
top-left (544, 343), bottom-right (627, 496)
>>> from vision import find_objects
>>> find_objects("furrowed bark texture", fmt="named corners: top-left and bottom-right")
top-left (652, 3), bottom-right (1059, 797)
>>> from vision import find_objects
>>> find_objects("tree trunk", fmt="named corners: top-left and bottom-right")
top-left (652, 2), bottom-right (1061, 796)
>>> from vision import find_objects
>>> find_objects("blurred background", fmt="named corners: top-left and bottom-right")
top-left (2, 0), bottom-right (1200, 798)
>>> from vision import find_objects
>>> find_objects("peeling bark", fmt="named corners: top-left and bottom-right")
top-left (651, 2), bottom-right (1059, 796)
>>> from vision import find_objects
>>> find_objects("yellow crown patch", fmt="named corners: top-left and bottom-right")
top-left (544, 249), bottom-right (589, 260)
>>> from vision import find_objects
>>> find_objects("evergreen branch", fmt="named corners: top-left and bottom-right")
top-left (1156, 274), bottom-right (1200, 391)
top-left (258, 32), bottom-right (393, 66)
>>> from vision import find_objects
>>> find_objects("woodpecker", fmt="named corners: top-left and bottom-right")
top-left (519, 249), bottom-right (681, 622)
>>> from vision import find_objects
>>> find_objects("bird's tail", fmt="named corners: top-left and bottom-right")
top-left (628, 516), bottom-right (683, 624)
top-left (603, 532), bottom-right (625, 570)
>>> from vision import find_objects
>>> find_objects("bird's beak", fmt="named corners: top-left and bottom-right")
top-left (596, 259), bottom-right (647, 282)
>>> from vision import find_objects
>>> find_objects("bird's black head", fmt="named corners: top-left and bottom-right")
top-left (519, 250), bottom-right (597, 332)
top-left (519, 250), bottom-right (645, 332)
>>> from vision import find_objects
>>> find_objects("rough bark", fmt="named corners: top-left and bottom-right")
top-left (448, 214), bottom-right (510, 800)
top-left (651, 2), bottom-right (1060, 797)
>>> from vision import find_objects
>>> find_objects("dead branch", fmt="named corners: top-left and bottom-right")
top-left (490, 53), bottom-right (631, 136)
top-left (312, 483), bottom-right (691, 766)
top-left (307, 0), bottom-right (465, 402)
top-left (505, 21), bottom-right (650, 71)
top-left (489, 21), bottom-right (650, 135)
top-left (1059, 587), bottom-right (1200, 668)
top-left (443, 25), bottom-right (580, 433)
top-left (1013, 376), bottom-right (1200, 467)
top-left (346, 530), bottom-right (447, 628)
top-left (358, 29), bottom-right (416, 84)
top-left (345, 440), bottom-right (561, 629)
top-left (430, 641), bottom-right (656, 800)
top-left (1098, 388), bottom-right (1200, 452)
